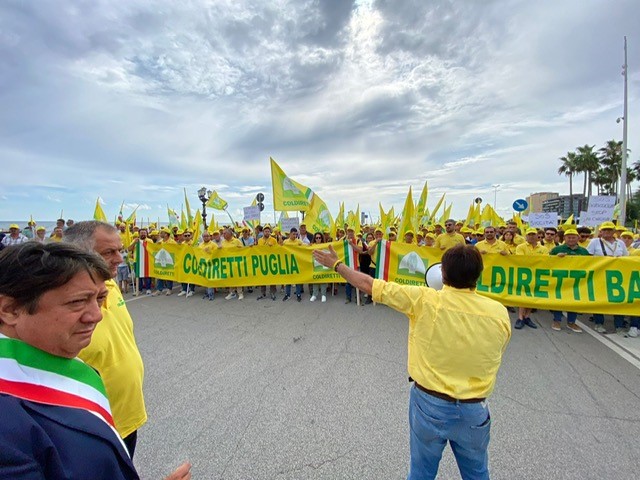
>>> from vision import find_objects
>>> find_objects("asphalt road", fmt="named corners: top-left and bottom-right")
top-left (128, 288), bottom-right (640, 479)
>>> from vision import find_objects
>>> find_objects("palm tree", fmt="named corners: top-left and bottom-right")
top-left (575, 144), bottom-right (599, 198)
top-left (598, 140), bottom-right (623, 196)
top-left (558, 152), bottom-right (578, 215)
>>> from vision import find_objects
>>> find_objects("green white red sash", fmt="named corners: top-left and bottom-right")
top-left (0, 334), bottom-right (115, 429)
top-left (135, 239), bottom-right (150, 277)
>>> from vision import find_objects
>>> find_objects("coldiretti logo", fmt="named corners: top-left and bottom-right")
top-left (396, 252), bottom-right (428, 279)
top-left (154, 248), bottom-right (175, 269)
top-left (312, 252), bottom-right (331, 272)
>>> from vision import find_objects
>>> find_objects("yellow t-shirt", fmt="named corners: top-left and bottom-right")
top-left (513, 234), bottom-right (525, 245)
top-left (372, 281), bottom-right (511, 399)
top-left (78, 280), bottom-right (146, 438)
top-left (475, 239), bottom-right (508, 254)
top-left (198, 240), bottom-right (217, 254)
top-left (515, 242), bottom-right (549, 256)
top-left (434, 232), bottom-right (466, 251)
top-left (542, 240), bottom-right (558, 252)
top-left (220, 238), bottom-right (243, 249)
top-left (579, 239), bottom-right (591, 248)
top-left (257, 236), bottom-right (278, 247)
top-left (283, 238), bottom-right (303, 246)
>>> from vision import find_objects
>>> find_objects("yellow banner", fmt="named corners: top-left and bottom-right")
top-left (144, 240), bottom-right (640, 315)
top-left (145, 241), bottom-right (353, 288)
top-left (374, 241), bottom-right (640, 316)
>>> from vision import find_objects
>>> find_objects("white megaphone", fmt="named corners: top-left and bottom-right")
top-left (424, 263), bottom-right (444, 290)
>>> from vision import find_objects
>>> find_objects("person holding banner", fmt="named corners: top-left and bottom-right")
top-left (220, 228), bottom-right (244, 300)
top-left (548, 229), bottom-right (589, 333)
top-left (587, 222), bottom-right (628, 334)
top-left (0, 242), bottom-right (191, 480)
top-left (312, 243), bottom-right (511, 480)
top-left (282, 228), bottom-right (304, 301)
top-left (514, 228), bottom-right (549, 330)
top-left (256, 225), bottom-right (279, 301)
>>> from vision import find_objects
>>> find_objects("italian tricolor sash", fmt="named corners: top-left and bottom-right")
top-left (343, 239), bottom-right (359, 270)
top-left (375, 240), bottom-right (391, 280)
top-left (0, 334), bottom-right (115, 430)
top-left (135, 239), bottom-right (149, 277)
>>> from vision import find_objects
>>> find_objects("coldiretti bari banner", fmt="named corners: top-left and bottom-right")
top-left (374, 241), bottom-right (640, 316)
top-left (142, 240), bottom-right (639, 315)
top-left (144, 240), bottom-right (358, 289)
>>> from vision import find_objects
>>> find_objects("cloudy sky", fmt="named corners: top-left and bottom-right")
top-left (1, 0), bottom-right (638, 225)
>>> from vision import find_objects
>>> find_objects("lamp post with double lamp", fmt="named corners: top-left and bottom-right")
top-left (197, 187), bottom-right (213, 231)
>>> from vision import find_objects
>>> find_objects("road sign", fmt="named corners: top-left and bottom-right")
top-left (513, 199), bottom-right (528, 212)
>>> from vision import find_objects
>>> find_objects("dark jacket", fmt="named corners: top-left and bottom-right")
top-left (0, 394), bottom-right (138, 479)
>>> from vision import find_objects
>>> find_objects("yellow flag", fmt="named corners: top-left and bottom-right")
top-left (415, 181), bottom-right (428, 223)
top-left (184, 188), bottom-right (193, 226)
top-left (192, 210), bottom-right (202, 244)
top-left (439, 202), bottom-right (452, 225)
top-left (398, 187), bottom-right (416, 236)
top-left (270, 157), bottom-right (313, 211)
top-left (180, 207), bottom-right (188, 230)
top-left (429, 193), bottom-right (446, 222)
top-left (167, 206), bottom-right (180, 227)
top-left (94, 197), bottom-right (107, 222)
top-left (563, 214), bottom-right (574, 225)
top-left (206, 191), bottom-right (228, 210)
top-left (333, 202), bottom-right (345, 238)
top-left (304, 193), bottom-right (334, 235)
top-left (463, 203), bottom-right (475, 227)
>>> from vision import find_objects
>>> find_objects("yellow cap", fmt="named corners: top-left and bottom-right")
top-left (563, 229), bottom-right (579, 236)
top-left (525, 227), bottom-right (538, 235)
top-left (36, 226), bottom-right (46, 231)
top-left (9, 224), bottom-right (19, 229)
top-left (600, 221), bottom-right (616, 230)
top-left (150, 230), bottom-right (159, 236)
top-left (621, 231), bottom-right (633, 238)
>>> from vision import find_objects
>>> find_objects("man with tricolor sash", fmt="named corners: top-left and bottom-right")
top-left (0, 242), bottom-right (191, 479)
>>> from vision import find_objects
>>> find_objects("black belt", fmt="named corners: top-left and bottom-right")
top-left (414, 382), bottom-right (485, 404)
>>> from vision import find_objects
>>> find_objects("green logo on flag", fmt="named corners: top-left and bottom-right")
top-left (396, 252), bottom-right (429, 279)
top-left (154, 248), bottom-right (175, 270)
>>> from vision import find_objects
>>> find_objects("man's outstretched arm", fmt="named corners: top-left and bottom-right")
top-left (313, 245), bottom-right (374, 295)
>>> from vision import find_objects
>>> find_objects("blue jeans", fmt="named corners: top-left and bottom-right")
top-left (631, 317), bottom-right (640, 328)
top-left (157, 279), bottom-right (173, 291)
top-left (551, 311), bottom-right (577, 323)
top-left (285, 284), bottom-right (302, 297)
top-left (408, 385), bottom-right (490, 480)
top-left (206, 287), bottom-right (214, 299)
top-left (139, 277), bottom-right (151, 290)
top-left (593, 314), bottom-right (624, 328)
top-left (345, 283), bottom-right (353, 300)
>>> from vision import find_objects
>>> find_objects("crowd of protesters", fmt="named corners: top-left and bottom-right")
top-left (2, 217), bottom-right (638, 337)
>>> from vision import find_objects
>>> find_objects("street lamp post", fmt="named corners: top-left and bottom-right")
top-left (619, 36), bottom-right (629, 226)
top-left (492, 184), bottom-right (501, 210)
top-left (197, 187), bottom-right (212, 231)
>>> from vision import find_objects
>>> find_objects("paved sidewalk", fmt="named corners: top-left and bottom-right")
top-left (127, 290), bottom-right (640, 479)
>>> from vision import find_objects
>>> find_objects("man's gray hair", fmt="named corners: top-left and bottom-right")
top-left (64, 221), bottom-right (117, 252)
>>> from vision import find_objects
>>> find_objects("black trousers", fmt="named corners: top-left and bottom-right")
top-left (123, 430), bottom-right (138, 458)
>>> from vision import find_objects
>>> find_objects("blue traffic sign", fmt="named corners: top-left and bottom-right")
top-left (512, 199), bottom-right (528, 212)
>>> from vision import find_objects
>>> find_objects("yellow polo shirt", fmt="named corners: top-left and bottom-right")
top-left (542, 240), bottom-right (558, 252)
top-left (515, 242), bottom-right (549, 256)
top-left (513, 234), bottom-right (525, 245)
top-left (372, 281), bottom-right (511, 399)
top-left (79, 280), bottom-right (146, 438)
top-left (257, 236), bottom-right (278, 247)
top-left (220, 238), bottom-right (243, 249)
top-left (198, 240), bottom-right (217, 254)
top-left (579, 239), bottom-right (591, 248)
top-left (283, 238), bottom-right (303, 246)
top-left (475, 239), bottom-right (508, 254)
top-left (434, 232), bottom-right (465, 251)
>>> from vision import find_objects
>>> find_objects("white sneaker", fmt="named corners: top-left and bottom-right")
top-left (165, 289), bottom-right (172, 296)
top-left (225, 292), bottom-right (237, 300)
top-left (178, 291), bottom-right (186, 297)
top-left (146, 289), bottom-right (152, 295)
top-left (186, 291), bottom-right (194, 298)
top-left (238, 293), bottom-right (244, 300)
top-left (321, 295), bottom-right (326, 303)
top-left (310, 295), bottom-right (317, 302)
top-left (628, 326), bottom-right (638, 338)
top-left (594, 325), bottom-right (607, 334)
